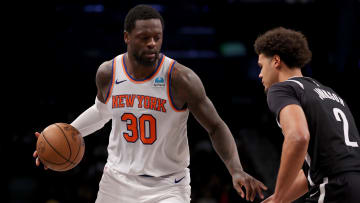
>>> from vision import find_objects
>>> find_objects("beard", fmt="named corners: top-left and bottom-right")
top-left (132, 50), bottom-right (160, 67)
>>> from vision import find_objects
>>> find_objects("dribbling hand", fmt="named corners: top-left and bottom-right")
top-left (33, 132), bottom-right (48, 170)
top-left (232, 171), bottom-right (268, 202)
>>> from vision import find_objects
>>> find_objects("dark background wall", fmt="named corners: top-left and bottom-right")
top-left (6, 0), bottom-right (359, 202)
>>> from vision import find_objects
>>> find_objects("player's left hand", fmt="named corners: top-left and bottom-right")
top-left (232, 171), bottom-right (268, 202)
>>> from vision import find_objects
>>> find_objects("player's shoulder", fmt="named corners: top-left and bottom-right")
top-left (287, 76), bottom-right (325, 89)
top-left (267, 80), bottom-right (304, 116)
top-left (269, 77), bottom-right (307, 94)
top-left (268, 81), bottom-right (296, 94)
top-left (171, 61), bottom-right (200, 85)
top-left (98, 60), bottom-right (113, 74)
top-left (267, 80), bottom-right (304, 106)
top-left (173, 61), bottom-right (194, 76)
top-left (96, 60), bottom-right (113, 87)
top-left (170, 61), bottom-right (206, 103)
top-left (164, 54), bottom-right (196, 76)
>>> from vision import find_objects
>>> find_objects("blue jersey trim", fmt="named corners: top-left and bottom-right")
top-left (123, 53), bottom-right (164, 82)
top-left (168, 61), bottom-right (185, 111)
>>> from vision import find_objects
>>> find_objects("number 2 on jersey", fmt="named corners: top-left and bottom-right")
top-left (333, 108), bottom-right (358, 147)
top-left (121, 113), bottom-right (157, 144)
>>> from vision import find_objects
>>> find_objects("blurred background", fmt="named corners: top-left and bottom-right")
top-left (6, 0), bottom-right (359, 202)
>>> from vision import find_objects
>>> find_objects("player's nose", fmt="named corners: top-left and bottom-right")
top-left (147, 38), bottom-right (156, 48)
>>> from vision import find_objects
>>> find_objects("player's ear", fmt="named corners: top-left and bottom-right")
top-left (124, 31), bottom-right (130, 44)
top-left (273, 55), bottom-right (281, 69)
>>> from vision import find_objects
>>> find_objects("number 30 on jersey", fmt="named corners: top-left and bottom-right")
top-left (121, 113), bottom-right (157, 144)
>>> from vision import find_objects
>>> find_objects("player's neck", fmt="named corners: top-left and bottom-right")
top-left (126, 53), bottom-right (159, 80)
top-left (279, 67), bottom-right (303, 82)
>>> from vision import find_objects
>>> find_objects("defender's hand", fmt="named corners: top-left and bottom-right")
top-left (33, 132), bottom-right (48, 170)
top-left (232, 171), bottom-right (267, 202)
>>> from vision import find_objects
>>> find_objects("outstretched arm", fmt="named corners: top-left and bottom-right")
top-left (171, 63), bottom-right (267, 201)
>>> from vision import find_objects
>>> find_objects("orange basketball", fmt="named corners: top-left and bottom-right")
top-left (36, 123), bottom-right (85, 171)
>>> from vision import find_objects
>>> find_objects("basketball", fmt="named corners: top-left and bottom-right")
top-left (36, 123), bottom-right (85, 171)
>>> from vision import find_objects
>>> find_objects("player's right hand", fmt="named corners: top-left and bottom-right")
top-left (33, 132), bottom-right (48, 170)
top-left (232, 170), bottom-right (268, 202)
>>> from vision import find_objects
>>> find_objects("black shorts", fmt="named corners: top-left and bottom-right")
top-left (306, 172), bottom-right (360, 203)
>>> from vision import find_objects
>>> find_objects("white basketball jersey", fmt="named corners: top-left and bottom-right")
top-left (104, 53), bottom-right (190, 177)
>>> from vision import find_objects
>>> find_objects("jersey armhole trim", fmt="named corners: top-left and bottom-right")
top-left (104, 57), bottom-right (116, 104)
top-left (167, 60), bottom-right (187, 112)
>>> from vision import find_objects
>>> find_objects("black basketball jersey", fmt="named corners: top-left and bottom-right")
top-left (267, 76), bottom-right (360, 186)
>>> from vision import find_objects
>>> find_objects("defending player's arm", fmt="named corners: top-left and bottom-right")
top-left (262, 169), bottom-right (308, 203)
top-left (171, 63), bottom-right (267, 201)
top-left (283, 169), bottom-right (308, 202)
top-left (272, 105), bottom-right (310, 203)
top-left (266, 83), bottom-right (310, 203)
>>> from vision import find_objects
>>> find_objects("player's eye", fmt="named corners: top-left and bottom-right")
top-left (154, 35), bottom-right (161, 41)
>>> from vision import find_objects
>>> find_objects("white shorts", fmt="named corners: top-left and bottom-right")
top-left (95, 166), bottom-right (191, 203)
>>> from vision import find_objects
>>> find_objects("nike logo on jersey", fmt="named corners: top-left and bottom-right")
top-left (115, 79), bottom-right (127, 84)
top-left (112, 94), bottom-right (167, 113)
top-left (175, 176), bottom-right (185, 184)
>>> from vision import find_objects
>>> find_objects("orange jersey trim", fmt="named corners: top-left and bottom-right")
top-left (122, 54), bottom-right (165, 84)
top-left (105, 57), bottom-right (117, 104)
top-left (167, 60), bottom-right (187, 112)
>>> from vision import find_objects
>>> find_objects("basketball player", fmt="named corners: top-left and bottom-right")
top-left (34, 5), bottom-right (267, 202)
top-left (254, 27), bottom-right (360, 203)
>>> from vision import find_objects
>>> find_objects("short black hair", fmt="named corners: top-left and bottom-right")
top-left (124, 4), bottom-right (164, 33)
top-left (254, 27), bottom-right (312, 68)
